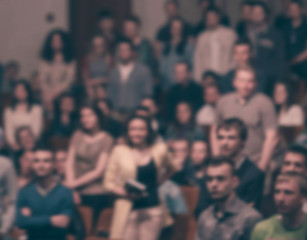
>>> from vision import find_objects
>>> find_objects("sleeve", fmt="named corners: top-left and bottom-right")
top-left (0, 161), bottom-right (18, 233)
top-left (166, 184), bottom-right (188, 214)
top-left (215, 98), bottom-right (225, 124)
top-left (103, 147), bottom-right (120, 192)
top-left (289, 106), bottom-right (305, 126)
top-left (58, 190), bottom-right (74, 218)
top-left (194, 215), bottom-right (203, 240)
top-left (31, 106), bottom-right (44, 139)
top-left (193, 36), bottom-right (204, 82)
top-left (260, 97), bottom-right (278, 130)
top-left (16, 190), bottom-right (51, 229)
top-left (142, 66), bottom-right (153, 97)
top-left (243, 214), bottom-right (263, 240)
top-left (3, 108), bottom-right (16, 147)
top-left (250, 222), bottom-right (267, 240)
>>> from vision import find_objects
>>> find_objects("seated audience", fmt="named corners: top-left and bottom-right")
top-left (39, 29), bottom-right (76, 112)
top-left (4, 81), bottom-right (43, 151)
top-left (108, 40), bottom-right (153, 117)
top-left (82, 34), bottom-right (112, 86)
top-left (251, 172), bottom-right (307, 240)
top-left (0, 156), bottom-right (18, 238)
top-left (103, 115), bottom-right (174, 240)
top-left (195, 157), bottom-right (262, 240)
top-left (46, 93), bottom-right (78, 138)
top-left (65, 104), bottom-right (114, 225)
top-left (194, 6), bottom-right (237, 82)
top-left (166, 102), bottom-right (205, 142)
top-left (159, 18), bottom-right (194, 90)
top-left (123, 15), bottom-right (156, 75)
top-left (166, 61), bottom-right (203, 121)
top-left (196, 84), bottom-right (221, 126)
top-left (16, 146), bottom-right (74, 240)
top-left (273, 81), bottom-right (304, 127)
top-left (211, 66), bottom-right (280, 171)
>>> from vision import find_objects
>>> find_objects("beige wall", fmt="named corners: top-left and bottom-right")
top-left (0, 0), bottom-right (68, 78)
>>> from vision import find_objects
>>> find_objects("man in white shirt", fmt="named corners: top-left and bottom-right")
top-left (194, 6), bottom-right (237, 82)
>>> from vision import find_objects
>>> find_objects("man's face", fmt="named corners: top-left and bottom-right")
top-left (191, 141), bottom-right (208, 166)
top-left (206, 11), bottom-right (220, 29)
top-left (282, 152), bottom-right (307, 176)
top-left (20, 151), bottom-right (34, 176)
top-left (274, 180), bottom-right (304, 215)
top-left (19, 129), bottom-right (35, 150)
top-left (117, 43), bottom-right (133, 63)
top-left (174, 64), bottom-right (189, 84)
top-left (124, 21), bottom-right (139, 40)
top-left (241, 4), bottom-right (253, 21)
top-left (99, 18), bottom-right (114, 32)
top-left (288, 3), bottom-right (301, 20)
top-left (217, 128), bottom-right (243, 158)
top-left (251, 6), bottom-right (266, 26)
top-left (165, 2), bottom-right (178, 19)
top-left (204, 86), bottom-right (220, 104)
top-left (234, 44), bottom-right (251, 67)
top-left (55, 151), bottom-right (67, 176)
top-left (206, 164), bottom-right (238, 200)
top-left (32, 151), bottom-right (54, 178)
top-left (233, 70), bottom-right (257, 98)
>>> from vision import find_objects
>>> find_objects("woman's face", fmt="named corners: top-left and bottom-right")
top-left (14, 84), bottom-right (28, 101)
top-left (60, 97), bottom-right (75, 113)
top-left (128, 119), bottom-right (148, 146)
top-left (176, 103), bottom-right (192, 125)
top-left (92, 36), bottom-right (106, 55)
top-left (171, 19), bottom-right (183, 37)
top-left (81, 108), bottom-right (99, 130)
top-left (51, 33), bottom-right (63, 51)
top-left (274, 83), bottom-right (288, 105)
top-left (20, 151), bottom-right (34, 176)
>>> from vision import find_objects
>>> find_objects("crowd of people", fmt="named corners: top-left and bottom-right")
top-left (1, 0), bottom-right (307, 239)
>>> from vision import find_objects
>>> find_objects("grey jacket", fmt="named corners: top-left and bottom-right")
top-left (108, 62), bottom-right (153, 112)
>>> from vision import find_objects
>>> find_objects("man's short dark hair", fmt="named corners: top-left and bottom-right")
top-left (33, 145), bottom-right (53, 154)
top-left (290, 0), bottom-right (303, 7)
top-left (98, 10), bottom-right (114, 20)
top-left (116, 39), bottom-right (135, 51)
top-left (252, 1), bottom-right (271, 18)
top-left (205, 5), bottom-right (222, 17)
top-left (202, 71), bottom-right (220, 81)
top-left (217, 118), bottom-right (248, 142)
top-left (205, 156), bottom-right (236, 176)
top-left (165, 0), bottom-right (179, 7)
top-left (286, 145), bottom-right (307, 167)
top-left (235, 38), bottom-right (253, 51)
top-left (125, 15), bottom-right (141, 26)
top-left (176, 60), bottom-right (192, 72)
top-left (241, 0), bottom-right (254, 7)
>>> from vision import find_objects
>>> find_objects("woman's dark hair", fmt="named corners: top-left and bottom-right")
top-left (274, 81), bottom-right (295, 113)
top-left (11, 80), bottom-right (35, 111)
top-left (125, 115), bottom-right (157, 147)
top-left (79, 103), bottom-right (105, 133)
top-left (40, 29), bottom-right (75, 63)
top-left (163, 17), bottom-right (189, 56)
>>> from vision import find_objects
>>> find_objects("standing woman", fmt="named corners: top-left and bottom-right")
top-left (103, 115), bottom-right (174, 240)
top-left (65, 103), bottom-right (114, 224)
top-left (3, 80), bottom-right (43, 150)
top-left (39, 29), bottom-right (76, 112)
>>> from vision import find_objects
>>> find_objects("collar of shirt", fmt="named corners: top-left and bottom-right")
top-left (118, 62), bottom-right (135, 83)
top-left (235, 92), bottom-right (256, 106)
top-left (212, 196), bottom-right (243, 220)
top-left (36, 180), bottom-right (58, 196)
top-left (235, 155), bottom-right (247, 170)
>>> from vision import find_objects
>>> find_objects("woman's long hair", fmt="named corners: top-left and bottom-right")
top-left (78, 102), bottom-right (105, 133)
top-left (40, 29), bottom-right (75, 63)
top-left (163, 17), bottom-right (189, 56)
top-left (11, 80), bottom-right (35, 111)
top-left (274, 81), bottom-right (295, 114)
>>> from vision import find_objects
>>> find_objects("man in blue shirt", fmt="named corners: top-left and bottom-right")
top-left (16, 146), bottom-right (74, 240)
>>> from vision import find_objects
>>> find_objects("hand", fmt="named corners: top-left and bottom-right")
top-left (21, 207), bottom-right (32, 216)
top-left (51, 215), bottom-right (70, 228)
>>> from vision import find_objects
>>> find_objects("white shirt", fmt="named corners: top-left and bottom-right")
top-left (196, 104), bottom-right (217, 126)
top-left (278, 105), bottom-right (305, 127)
top-left (118, 62), bottom-right (134, 83)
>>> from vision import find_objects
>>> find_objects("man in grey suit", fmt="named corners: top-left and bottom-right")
top-left (108, 39), bottom-right (153, 118)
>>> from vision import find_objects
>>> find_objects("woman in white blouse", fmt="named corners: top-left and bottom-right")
top-left (4, 81), bottom-right (43, 150)
top-left (273, 81), bottom-right (304, 127)
top-left (39, 29), bottom-right (76, 112)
